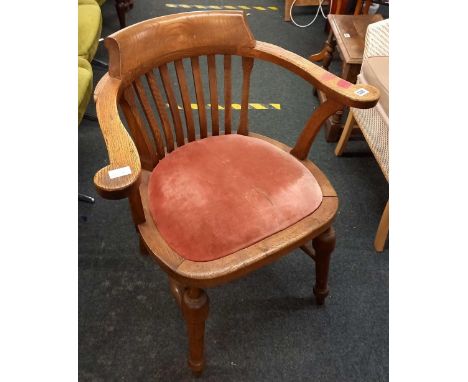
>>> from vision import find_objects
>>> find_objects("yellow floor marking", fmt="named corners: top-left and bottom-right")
top-left (250, 103), bottom-right (268, 109)
top-left (167, 103), bottom-right (281, 110)
top-left (165, 4), bottom-right (279, 12)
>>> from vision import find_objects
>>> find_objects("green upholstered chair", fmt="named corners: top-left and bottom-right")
top-left (78, 0), bottom-right (102, 62)
top-left (78, 57), bottom-right (93, 124)
top-left (78, 56), bottom-right (96, 203)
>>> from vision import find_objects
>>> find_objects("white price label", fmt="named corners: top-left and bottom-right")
top-left (108, 166), bottom-right (132, 179)
top-left (354, 88), bottom-right (369, 96)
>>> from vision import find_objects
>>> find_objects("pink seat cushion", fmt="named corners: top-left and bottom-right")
top-left (148, 134), bottom-right (323, 262)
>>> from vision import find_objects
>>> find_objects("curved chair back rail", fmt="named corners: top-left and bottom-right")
top-left (94, 11), bottom-right (379, 199)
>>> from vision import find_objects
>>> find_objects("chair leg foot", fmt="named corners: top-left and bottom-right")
top-left (78, 193), bottom-right (95, 203)
top-left (374, 201), bottom-right (389, 252)
top-left (308, 31), bottom-right (335, 68)
top-left (181, 287), bottom-right (209, 376)
top-left (312, 227), bottom-right (336, 305)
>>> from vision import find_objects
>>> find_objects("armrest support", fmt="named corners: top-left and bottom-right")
top-left (93, 74), bottom-right (141, 199)
top-left (243, 41), bottom-right (380, 160)
top-left (246, 41), bottom-right (380, 109)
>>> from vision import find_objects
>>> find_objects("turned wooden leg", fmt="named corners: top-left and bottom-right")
top-left (181, 287), bottom-right (209, 376)
top-left (284, 0), bottom-right (292, 21)
top-left (312, 227), bottom-right (336, 305)
top-left (374, 201), bottom-right (389, 252)
top-left (335, 110), bottom-right (356, 156)
top-left (309, 31), bottom-right (336, 70)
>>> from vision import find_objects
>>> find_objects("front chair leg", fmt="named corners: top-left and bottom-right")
top-left (181, 287), bottom-right (209, 376)
top-left (312, 227), bottom-right (336, 305)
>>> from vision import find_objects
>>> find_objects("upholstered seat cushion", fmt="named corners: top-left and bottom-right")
top-left (361, 55), bottom-right (389, 117)
top-left (78, 0), bottom-right (102, 61)
top-left (78, 57), bottom-right (93, 123)
top-left (148, 134), bottom-right (323, 262)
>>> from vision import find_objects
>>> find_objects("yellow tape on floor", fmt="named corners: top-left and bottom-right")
top-left (171, 103), bottom-right (282, 110)
top-left (165, 4), bottom-right (279, 11)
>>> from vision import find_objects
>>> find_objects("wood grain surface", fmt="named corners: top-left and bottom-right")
top-left (92, 11), bottom-right (381, 375)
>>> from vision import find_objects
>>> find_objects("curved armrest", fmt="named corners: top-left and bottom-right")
top-left (246, 41), bottom-right (380, 109)
top-left (93, 74), bottom-right (141, 199)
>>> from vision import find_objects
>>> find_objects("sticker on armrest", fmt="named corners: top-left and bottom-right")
top-left (108, 166), bottom-right (132, 179)
top-left (354, 88), bottom-right (369, 96)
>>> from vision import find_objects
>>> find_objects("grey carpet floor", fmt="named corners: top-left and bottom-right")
top-left (79, 1), bottom-right (389, 381)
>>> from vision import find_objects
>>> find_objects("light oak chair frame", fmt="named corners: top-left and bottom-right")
top-left (93, 11), bottom-right (379, 376)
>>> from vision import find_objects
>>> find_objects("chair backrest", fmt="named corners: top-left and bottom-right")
top-left (97, 10), bottom-right (378, 179)
top-left (104, 11), bottom-right (260, 169)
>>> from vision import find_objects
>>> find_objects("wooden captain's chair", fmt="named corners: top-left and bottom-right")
top-left (93, 11), bottom-right (379, 376)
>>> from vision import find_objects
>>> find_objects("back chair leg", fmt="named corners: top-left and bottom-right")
top-left (335, 110), bottom-right (356, 156)
top-left (169, 277), bottom-right (186, 307)
top-left (374, 201), bottom-right (389, 252)
top-left (312, 227), bottom-right (336, 305)
top-left (181, 287), bottom-right (209, 376)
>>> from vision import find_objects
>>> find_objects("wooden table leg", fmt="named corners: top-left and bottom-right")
top-left (308, 30), bottom-right (336, 70)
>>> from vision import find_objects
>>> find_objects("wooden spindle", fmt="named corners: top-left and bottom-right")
top-left (224, 55), bottom-right (232, 134)
top-left (207, 55), bottom-right (219, 136)
top-left (120, 87), bottom-right (157, 169)
top-left (190, 56), bottom-right (208, 139)
top-left (237, 57), bottom-right (254, 136)
top-left (145, 70), bottom-right (175, 153)
top-left (132, 78), bottom-right (166, 159)
top-left (174, 59), bottom-right (196, 142)
top-left (159, 63), bottom-right (185, 147)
